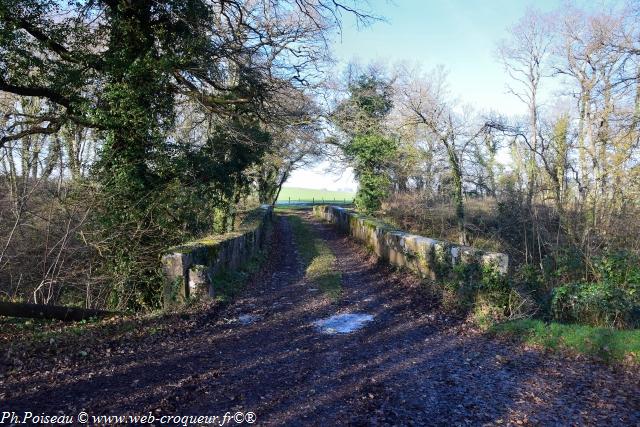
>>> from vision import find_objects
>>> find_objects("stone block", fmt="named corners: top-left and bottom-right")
top-left (188, 264), bottom-right (211, 298)
top-left (161, 205), bottom-right (272, 308)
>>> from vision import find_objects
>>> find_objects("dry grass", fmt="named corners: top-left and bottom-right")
top-left (381, 193), bottom-right (508, 252)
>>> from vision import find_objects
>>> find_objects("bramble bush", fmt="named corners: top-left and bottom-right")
top-left (551, 251), bottom-right (640, 329)
top-left (441, 262), bottom-right (532, 323)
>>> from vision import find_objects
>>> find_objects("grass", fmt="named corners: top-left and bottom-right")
top-left (491, 319), bottom-right (640, 364)
top-left (277, 187), bottom-right (355, 203)
top-left (288, 214), bottom-right (342, 300)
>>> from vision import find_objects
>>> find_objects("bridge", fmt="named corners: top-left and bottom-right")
top-left (2, 207), bottom-right (637, 425)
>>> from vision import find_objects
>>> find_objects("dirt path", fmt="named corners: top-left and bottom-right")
top-left (2, 212), bottom-right (639, 426)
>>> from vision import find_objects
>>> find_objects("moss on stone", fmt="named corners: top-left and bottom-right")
top-left (162, 206), bottom-right (272, 308)
top-left (164, 207), bottom-right (268, 255)
top-left (433, 243), bottom-right (453, 279)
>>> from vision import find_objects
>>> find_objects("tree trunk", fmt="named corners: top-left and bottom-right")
top-left (272, 165), bottom-right (293, 207)
top-left (446, 143), bottom-right (467, 245)
top-left (526, 94), bottom-right (538, 207)
top-left (577, 89), bottom-right (591, 199)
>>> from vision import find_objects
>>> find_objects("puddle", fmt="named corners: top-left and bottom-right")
top-left (313, 313), bottom-right (374, 335)
top-left (237, 314), bottom-right (261, 325)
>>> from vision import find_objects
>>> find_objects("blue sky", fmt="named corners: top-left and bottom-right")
top-left (332, 0), bottom-right (563, 115)
top-left (285, 0), bottom-right (607, 190)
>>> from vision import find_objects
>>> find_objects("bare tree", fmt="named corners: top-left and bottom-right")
top-left (395, 66), bottom-right (485, 245)
top-left (498, 9), bottom-right (553, 207)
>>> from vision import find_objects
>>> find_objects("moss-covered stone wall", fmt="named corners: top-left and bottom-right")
top-left (313, 205), bottom-right (508, 280)
top-left (162, 206), bottom-right (273, 307)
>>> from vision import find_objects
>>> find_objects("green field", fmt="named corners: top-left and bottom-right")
top-left (277, 187), bottom-right (355, 203)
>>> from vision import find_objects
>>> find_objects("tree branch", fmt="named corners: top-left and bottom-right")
top-left (0, 120), bottom-right (63, 148)
top-left (0, 79), bottom-right (72, 109)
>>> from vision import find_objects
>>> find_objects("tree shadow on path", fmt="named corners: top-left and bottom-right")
top-left (2, 213), bottom-right (639, 426)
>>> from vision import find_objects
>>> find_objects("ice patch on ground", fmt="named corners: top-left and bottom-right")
top-left (313, 313), bottom-right (374, 334)
top-left (237, 314), bottom-right (261, 325)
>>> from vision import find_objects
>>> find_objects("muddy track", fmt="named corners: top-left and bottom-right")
top-left (1, 212), bottom-right (639, 426)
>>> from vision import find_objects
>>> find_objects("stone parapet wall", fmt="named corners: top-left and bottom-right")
top-left (313, 205), bottom-right (508, 279)
top-left (162, 206), bottom-right (272, 307)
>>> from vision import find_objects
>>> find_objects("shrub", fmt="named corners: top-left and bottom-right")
top-left (552, 282), bottom-right (639, 328)
top-left (354, 170), bottom-right (392, 213)
top-left (553, 246), bottom-right (586, 283)
top-left (551, 252), bottom-right (640, 329)
top-left (513, 263), bottom-right (552, 315)
top-left (436, 261), bottom-right (537, 328)
top-left (442, 262), bottom-right (521, 321)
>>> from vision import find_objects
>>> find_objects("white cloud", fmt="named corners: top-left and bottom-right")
top-left (284, 161), bottom-right (357, 192)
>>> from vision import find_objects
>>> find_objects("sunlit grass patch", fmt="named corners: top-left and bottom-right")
top-left (288, 215), bottom-right (342, 300)
top-left (491, 319), bottom-right (640, 363)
